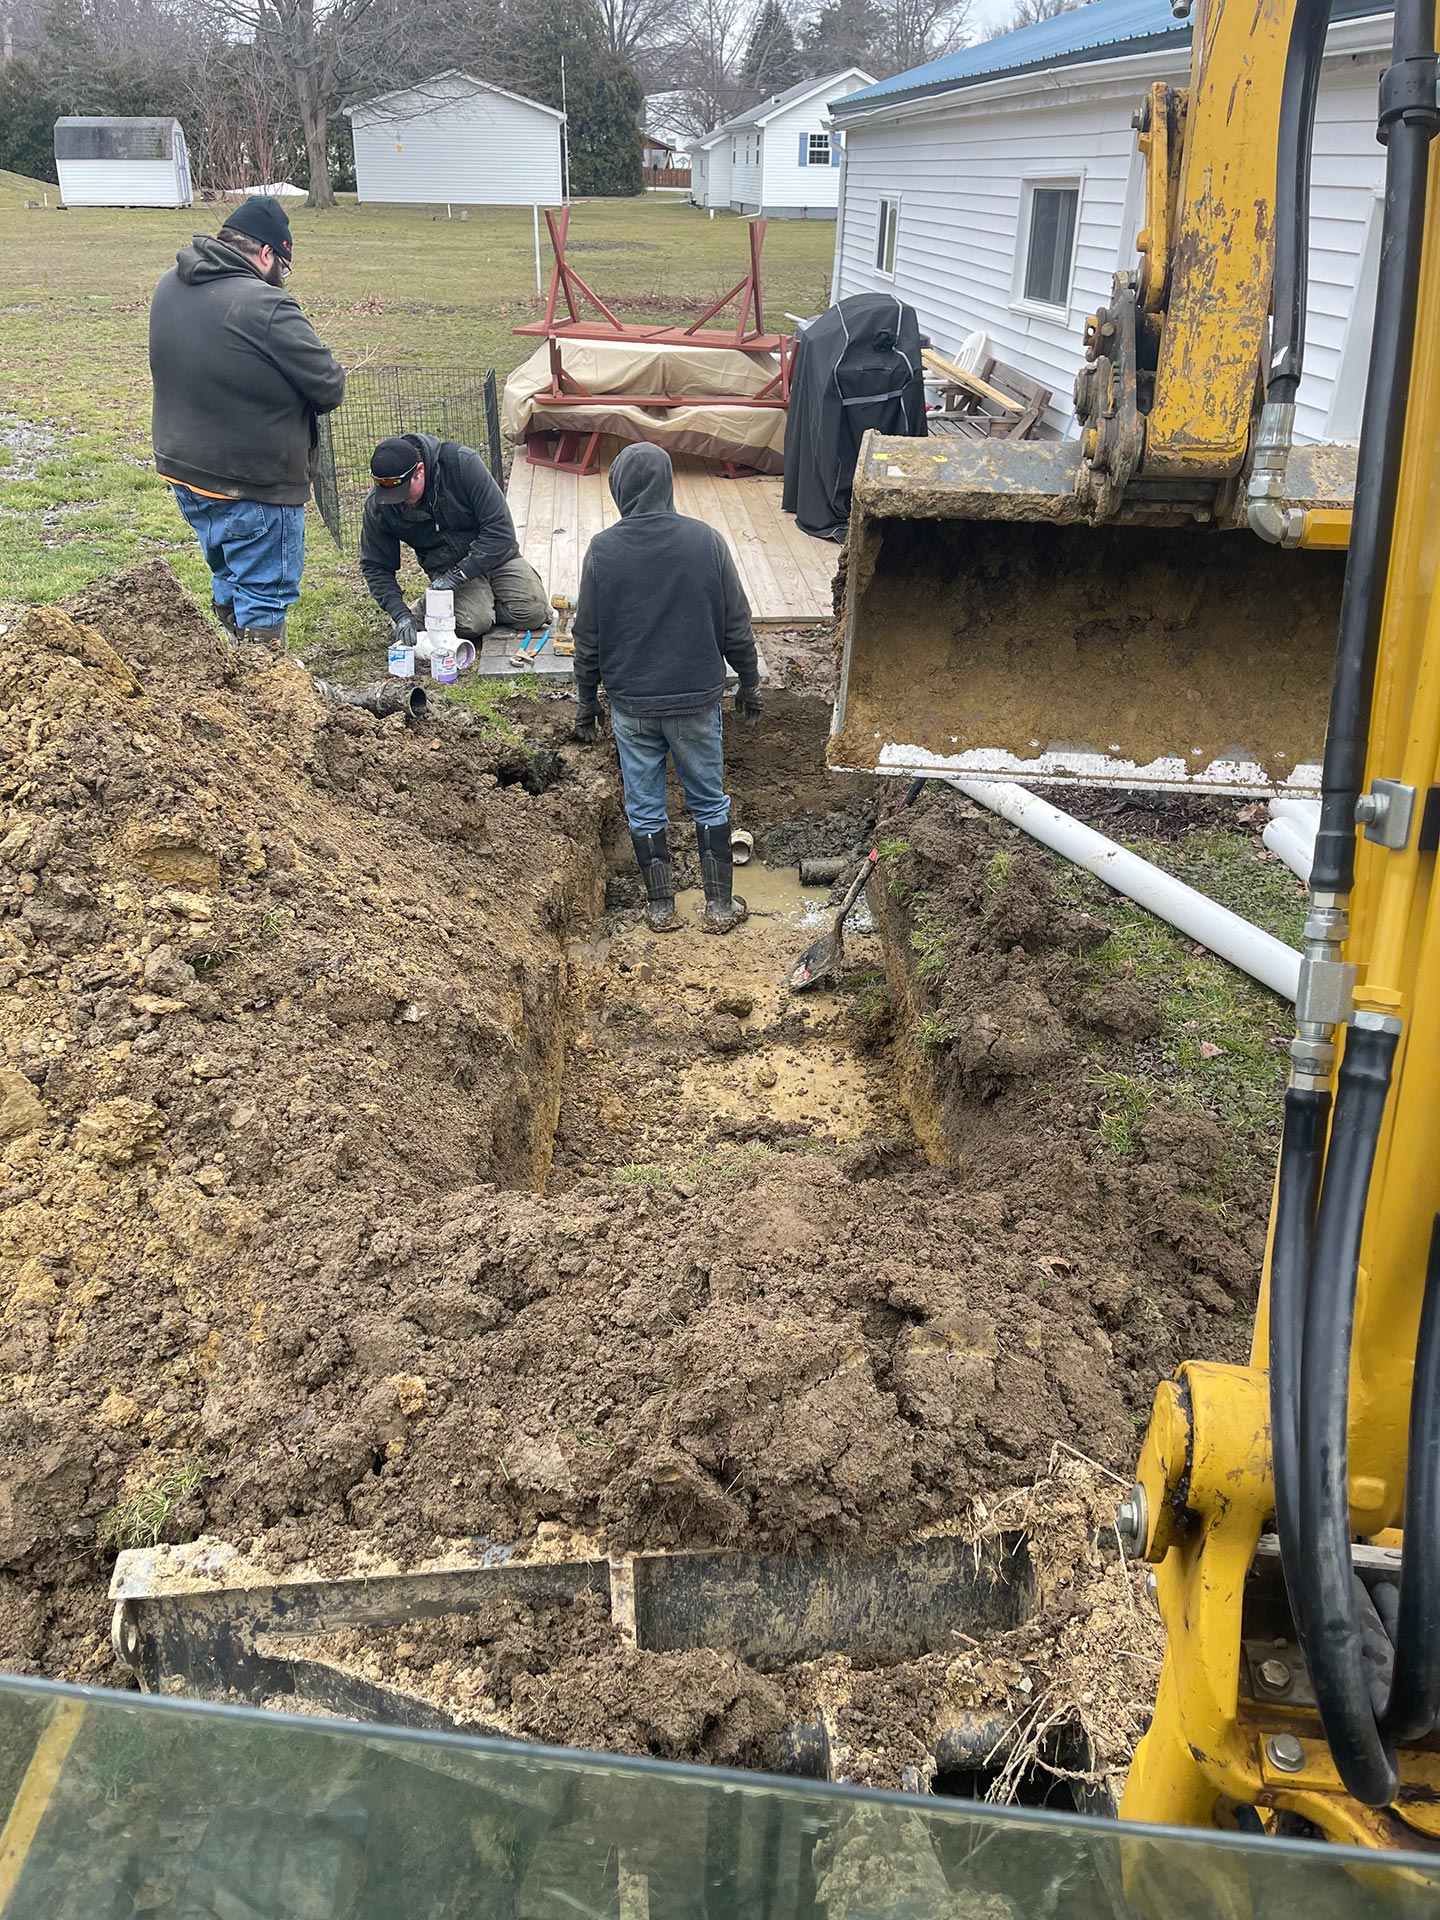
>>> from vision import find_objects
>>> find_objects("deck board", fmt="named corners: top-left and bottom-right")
top-left (507, 448), bottom-right (836, 625)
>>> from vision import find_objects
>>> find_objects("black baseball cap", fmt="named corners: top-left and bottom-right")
top-left (369, 437), bottom-right (423, 498)
top-left (223, 195), bottom-right (293, 265)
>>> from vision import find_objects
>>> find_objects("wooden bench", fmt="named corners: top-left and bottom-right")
top-left (926, 353), bottom-right (1051, 442)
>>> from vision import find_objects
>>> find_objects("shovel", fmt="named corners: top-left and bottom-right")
top-left (787, 778), bottom-right (925, 993)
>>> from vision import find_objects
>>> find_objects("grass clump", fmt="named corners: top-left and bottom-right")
top-left (1090, 1068), bottom-right (1153, 1157)
top-left (909, 915), bottom-right (949, 982)
top-left (441, 672), bottom-right (542, 738)
top-left (915, 1012), bottom-right (955, 1054)
top-left (101, 1462), bottom-right (205, 1552)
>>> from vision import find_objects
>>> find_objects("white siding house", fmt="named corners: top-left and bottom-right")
top-left (345, 72), bottom-right (564, 208)
top-left (54, 117), bottom-right (192, 208)
top-left (691, 69), bottom-right (875, 218)
top-left (829, 0), bottom-right (1390, 439)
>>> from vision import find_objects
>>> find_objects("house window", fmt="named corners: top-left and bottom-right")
top-left (1016, 179), bottom-right (1080, 314)
top-left (875, 197), bottom-right (899, 277)
top-left (732, 138), bottom-right (737, 163)
top-left (807, 132), bottom-right (831, 166)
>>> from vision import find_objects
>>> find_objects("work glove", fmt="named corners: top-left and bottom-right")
top-left (736, 684), bottom-right (763, 730)
top-left (428, 567), bottom-right (465, 595)
top-left (392, 612), bottom-right (417, 649)
top-left (572, 700), bottom-right (603, 745)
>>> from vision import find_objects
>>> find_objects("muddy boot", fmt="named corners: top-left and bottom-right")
top-left (212, 599), bottom-right (238, 639)
top-left (697, 822), bottom-right (747, 934)
top-left (238, 624), bottom-right (287, 658)
top-left (631, 831), bottom-right (681, 932)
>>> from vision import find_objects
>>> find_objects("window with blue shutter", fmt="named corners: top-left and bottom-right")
top-left (804, 132), bottom-right (831, 166)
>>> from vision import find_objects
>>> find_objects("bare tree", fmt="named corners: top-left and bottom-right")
top-left (662, 0), bottom-right (753, 136)
top-left (591, 0), bottom-right (673, 61)
top-left (875, 0), bottom-right (972, 75)
top-left (1006, 0), bottom-right (1084, 27)
top-left (182, 0), bottom-right (406, 207)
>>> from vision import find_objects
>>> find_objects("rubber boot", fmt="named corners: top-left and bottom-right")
top-left (631, 830), bottom-right (681, 933)
top-left (238, 624), bottom-right (287, 658)
top-left (697, 821), bottom-right (747, 934)
top-left (212, 598), bottom-right (238, 638)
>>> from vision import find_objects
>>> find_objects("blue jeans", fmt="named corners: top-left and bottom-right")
top-left (611, 704), bottom-right (730, 837)
top-left (171, 487), bottom-right (306, 629)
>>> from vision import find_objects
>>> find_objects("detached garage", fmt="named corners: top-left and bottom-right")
top-left (54, 116), bottom-right (192, 208)
top-left (346, 72), bottom-right (565, 207)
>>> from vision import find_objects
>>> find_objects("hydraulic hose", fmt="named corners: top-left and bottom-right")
top-left (1311, 0), bottom-right (1439, 896)
top-left (1298, 1016), bottom-right (1401, 1807)
top-left (1383, 1216), bottom-right (1440, 1742)
top-left (1267, 1084), bottom-right (1332, 1651)
top-left (1248, 0), bottom-right (1332, 545)
top-left (1270, 0), bottom-right (1332, 406)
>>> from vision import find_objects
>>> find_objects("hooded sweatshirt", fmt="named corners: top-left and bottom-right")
top-left (359, 434), bottom-right (521, 618)
top-left (572, 443), bottom-right (760, 717)
top-left (149, 235), bottom-right (346, 505)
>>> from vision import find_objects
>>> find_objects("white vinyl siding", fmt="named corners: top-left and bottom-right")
top-left (754, 88), bottom-right (853, 214)
top-left (833, 46), bottom-right (1388, 439)
top-left (350, 77), bottom-right (562, 206)
top-left (56, 157), bottom-right (189, 206)
top-left (731, 128), bottom-right (765, 212)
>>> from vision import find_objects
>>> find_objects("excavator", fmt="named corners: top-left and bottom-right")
top-left (836, 0), bottom-right (1440, 1873)
top-left (4, 0), bottom-right (1440, 1911)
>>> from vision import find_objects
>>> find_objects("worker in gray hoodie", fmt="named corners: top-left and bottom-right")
top-left (571, 442), bottom-right (762, 935)
top-left (149, 196), bottom-right (345, 652)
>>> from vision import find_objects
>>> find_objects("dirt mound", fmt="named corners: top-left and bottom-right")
top-left (0, 563), bottom-right (614, 1674)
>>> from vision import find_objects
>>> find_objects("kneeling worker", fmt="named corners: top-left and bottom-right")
top-left (572, 442), bottom-right (763, 935)
top-left (360, 434), bottom-right (549, 645)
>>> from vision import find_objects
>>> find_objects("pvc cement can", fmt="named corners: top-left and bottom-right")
top-left (387, 643), bottom-right (415, 679)
top-left (431, 647), bottom-right (459, 685)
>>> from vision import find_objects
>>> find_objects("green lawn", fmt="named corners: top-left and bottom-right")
top-left (0, 195), bottom-right (835, 658)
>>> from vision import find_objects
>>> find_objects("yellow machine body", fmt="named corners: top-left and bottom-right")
top-left (1120, 136), bottom-right (1440, 1850)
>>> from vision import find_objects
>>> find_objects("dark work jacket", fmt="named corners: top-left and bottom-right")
top-left (572, 443), bottom-right (759, 717)
top-left (359, 434), bottom-right (520, 619)
top-left (149, 236), bottom-right (345, 505)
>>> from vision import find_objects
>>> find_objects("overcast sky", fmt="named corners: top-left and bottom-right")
top-left (971, 0), bottom-right (1020, 36)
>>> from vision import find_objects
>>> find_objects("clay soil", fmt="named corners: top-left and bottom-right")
top-left (1, 566), bottom-right (1270, 1802)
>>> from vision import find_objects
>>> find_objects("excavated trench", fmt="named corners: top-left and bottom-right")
top-left (6, 581), bottom-right (1225, 1862)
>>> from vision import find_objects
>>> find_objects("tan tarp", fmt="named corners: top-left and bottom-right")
top-left (502, 339), bottom-right (788, 474)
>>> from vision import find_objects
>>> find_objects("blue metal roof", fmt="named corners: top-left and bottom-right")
top-left (829, 0), bottom-right (1186, 114)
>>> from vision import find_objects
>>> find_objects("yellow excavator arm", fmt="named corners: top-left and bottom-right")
top-left (1119, 0), bottom-right (1440, 1862)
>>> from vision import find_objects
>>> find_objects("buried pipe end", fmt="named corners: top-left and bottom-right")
top-left (314, 677), bottom-right (429, 720)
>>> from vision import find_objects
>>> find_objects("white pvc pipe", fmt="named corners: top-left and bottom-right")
top-left (948, 778), bottom-right (1302, 1002)
top-left (1269, 796), bottom-right (1321, 833)
top-left (1264, 817), bottom-right (1314, 883)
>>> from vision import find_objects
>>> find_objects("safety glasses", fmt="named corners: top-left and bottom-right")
top-left (372, 463), bottom-right (420, 489)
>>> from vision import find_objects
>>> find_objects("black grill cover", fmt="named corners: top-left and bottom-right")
top-left (782, 292), bottom-right (926, 541)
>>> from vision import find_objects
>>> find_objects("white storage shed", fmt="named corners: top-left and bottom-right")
top-left (690, 69), bottom-right (875, 218)
top-left (828, 0), bottom-right (1391, 439)
top-left (345, 72), bottom-right (565, 207)
top-left (54, 117), bottom-right (192, 209)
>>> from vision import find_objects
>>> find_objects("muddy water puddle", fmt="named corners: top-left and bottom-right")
top-left (549, 862), bottom-right (905, 1187)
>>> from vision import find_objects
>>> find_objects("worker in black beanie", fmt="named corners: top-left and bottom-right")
top-left (149, 196), bottom-right (345, 653)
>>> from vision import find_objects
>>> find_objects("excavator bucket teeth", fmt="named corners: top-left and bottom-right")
top-left (830, 436), bottom-right (1356, 795)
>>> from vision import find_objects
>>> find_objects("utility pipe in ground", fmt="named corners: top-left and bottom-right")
top-left (1264, 817), bottom-right (1315, 884)
top-left (946, 779), bottom-right (1302, 1002)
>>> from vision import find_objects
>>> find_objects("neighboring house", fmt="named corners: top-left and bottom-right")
top-left (54, 117), bottom-right (192, 208)
top-left (345, 72), bottom-right (565, 207)
top-left (828, 0), bottom-right (1391, 440)
top-left (690, 69), bottom-right (876, 219)
top-left (645, 133), bottom-right (691, 170)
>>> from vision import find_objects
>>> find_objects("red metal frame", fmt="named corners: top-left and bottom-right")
top-left (515, 208), bottom-right (793, 476)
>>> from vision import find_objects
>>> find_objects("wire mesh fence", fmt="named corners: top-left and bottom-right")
top-left (314, 365), bottom-right (503, 552)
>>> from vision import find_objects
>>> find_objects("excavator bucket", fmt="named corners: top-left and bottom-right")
top-left (829, 436), bottom-right (1356, 795)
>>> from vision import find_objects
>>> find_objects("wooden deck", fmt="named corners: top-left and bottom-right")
top-left (506, 450), bottom-right (839, 627)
